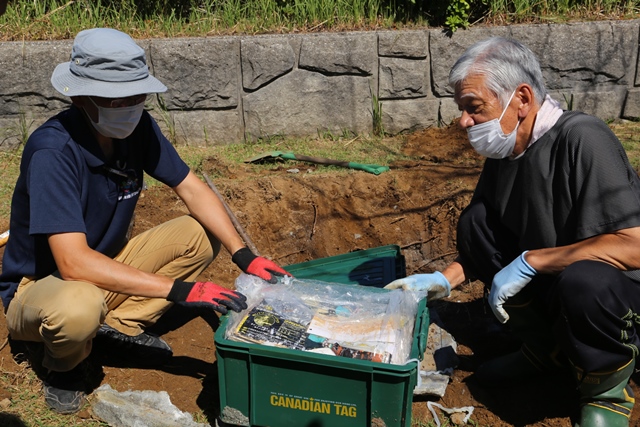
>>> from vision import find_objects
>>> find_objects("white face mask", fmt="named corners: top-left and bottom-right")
top-left (467, 90), bottom-right (519, 159)
top-left (87, 97), bottom-right (145, 139)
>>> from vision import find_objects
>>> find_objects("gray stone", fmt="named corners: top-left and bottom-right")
top-left (415, 310), bottom-right (458, 398)
top-left (243, 69), bottom-right (372, 139)
top-left (92, 384), bottom-right (209, 427)
top-left (0, 40), bottom-right (72, 115)
top-left (379, 57), bottom-right (428, 99)
top-left (565, 88), bottom-right (627, 121)
top-left (551, 89), bottom-right (624, 119)
top-left (509, 21), bottom-right (638, 91)
top-left (547, 91), bottom-right (574, 110)
top-left (439, 97), bottom-right (460, 126)
top-left (0, 114), bottom-right (57, 150)
top-left (219, 407), bottom-right (250, 427)
top-left (168, 109), bottom-right (243, 145)
top-left (150, 37), bottom-right (239, 110)
top-left (299, 33), bottom-right (376, 76)
top-left (378, 30), bottom-right (428, 58)
top-left (430, 21), bottom-right (638, 97)
top-left (623, 88), bottom-right (640, 120)
top-left (241, 37), bottom-right (295, 91)
top-left (430, 27), bottom-right (510, 97)
top-left (1, 21), bottom-right (640, 143)
top-left (381, 98), bottom-right (440, 134)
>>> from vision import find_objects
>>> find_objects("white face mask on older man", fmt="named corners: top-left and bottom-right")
top-left (467, 90), bottom-right (519, 159)
top-left (87, 97), bottom-right (145, 139)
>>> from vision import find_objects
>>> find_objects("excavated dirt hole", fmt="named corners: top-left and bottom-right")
top-left (3, 124), bottom-right (638, 426)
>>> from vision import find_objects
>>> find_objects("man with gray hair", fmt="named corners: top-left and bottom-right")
top-left (386, 36), bottom-right (640, 426)
top-left (0, 28), bottom-right (289, 414)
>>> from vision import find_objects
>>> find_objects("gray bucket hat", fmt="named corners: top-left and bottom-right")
top-left (51, 28), bottom-right (167, 98)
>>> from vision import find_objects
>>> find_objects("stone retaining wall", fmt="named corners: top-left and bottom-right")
top-left (1, 19), bottom-right (638, 146)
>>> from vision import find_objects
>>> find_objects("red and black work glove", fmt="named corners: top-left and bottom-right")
top-left (232, 247), bottom-right (292, 284)
top-left (167, 280), bottom-right (248, 315)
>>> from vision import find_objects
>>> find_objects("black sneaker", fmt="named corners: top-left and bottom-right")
top-left (43, 365), bottom-right (87, 414)
top-left (96, 323), bottom-right (173, 358)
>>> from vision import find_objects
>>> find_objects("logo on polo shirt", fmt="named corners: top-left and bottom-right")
top-left (103, 165), bottom-right (141, 201)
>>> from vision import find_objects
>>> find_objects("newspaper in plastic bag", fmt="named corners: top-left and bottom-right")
top-left (224, 274), bottom-right (421, 365)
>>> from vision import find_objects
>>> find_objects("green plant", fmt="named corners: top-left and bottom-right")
top-left (153, 94), bottom-right (177, 144)
top-left (341, 128), bottom-right (356, 139)
top-left (445, 0), bottom-right (472, 31)
top-left (317, 129), bottom-right (338, 140)
top-left (371, 89), bottom-right (384, 137)
top-left (17, 110), bottom-right (34, 146)
top-left (562, 92), bottom-right (574, 111)
top-left (0, 109), bottom-right (34, 149)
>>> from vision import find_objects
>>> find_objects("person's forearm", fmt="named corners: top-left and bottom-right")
top-left (525, 226), bottom-right (640, 274)
top-left (442, 261), bottom-right (467, 289)
top-left (50, 236), bottom-right (174, 297)
top-left (174, 172), bottom-right (246, 255)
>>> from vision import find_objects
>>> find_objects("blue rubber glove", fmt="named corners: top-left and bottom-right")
top-left (489, 251), bottom-right (537, 324)
top-left (383, 271), bottom-right (451, 301)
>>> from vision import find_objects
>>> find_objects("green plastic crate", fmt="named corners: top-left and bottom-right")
top-left (283, 244), bottom-right (406, 288)
top-left (215, 245), bottom-right (427, 427)
top-left (215, 297), bottom-right (428, 427)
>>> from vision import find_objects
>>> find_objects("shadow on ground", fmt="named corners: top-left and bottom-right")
top-left (432, 297), bottom-right (577, 426)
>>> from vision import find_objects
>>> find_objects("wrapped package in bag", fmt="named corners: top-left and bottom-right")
top-left (224, 274), bottom-right (421, 365)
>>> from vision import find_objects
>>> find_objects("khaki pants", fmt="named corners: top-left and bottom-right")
top-left (6, 215), bottom-right (220, 372)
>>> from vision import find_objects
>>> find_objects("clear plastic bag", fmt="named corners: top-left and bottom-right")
top-left (224, 274), bottom-right (421, 365)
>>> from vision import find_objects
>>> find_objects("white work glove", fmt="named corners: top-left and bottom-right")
top-left (489, 251), bottom-right (536, 324)
top-left (384, 271), bottom-right (451, 301)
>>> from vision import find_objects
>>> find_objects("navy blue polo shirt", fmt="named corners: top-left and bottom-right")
top-left (0, 106), bottom-right (190, 309)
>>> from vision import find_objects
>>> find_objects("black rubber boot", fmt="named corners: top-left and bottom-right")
top-left (574, 359), bottom-right (635, 427)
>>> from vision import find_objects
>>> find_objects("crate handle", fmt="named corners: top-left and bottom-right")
top-left (417, 309), bottom-right (429, 356)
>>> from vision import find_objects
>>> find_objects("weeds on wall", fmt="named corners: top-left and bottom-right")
top-left (17, 110), bottom-right (34, 146)
top-left (371, 90), bottom-right (385, 137)
top-left (0, 109), bottom-right (34, 149)
top-left (562, 93), bottom-right (574, 111)
top-left (153, 94), bottom-right (177, 144)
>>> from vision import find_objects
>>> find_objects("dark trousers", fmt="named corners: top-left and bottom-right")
top-left (457, 200), bottom-right (640, 373)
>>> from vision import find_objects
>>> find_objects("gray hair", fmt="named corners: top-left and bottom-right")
top-left (448, 37), bottom-right (547, 108)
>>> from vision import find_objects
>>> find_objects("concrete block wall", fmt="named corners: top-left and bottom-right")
top-left (0, 19), bottom-right (638, 146)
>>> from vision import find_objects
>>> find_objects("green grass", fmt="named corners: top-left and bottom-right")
top-left (0, 0), bottom-right (427, 41)
top-left (612, 120), bottom-right (640, 172)
top-left (0, 361), bottom-right (108, 427)
top-left (485, 0), bottom-right (638, 21)
top-left (0, 150), bottom-right (21, 219)
top-left (142, 131), bottom-right (407, 188)
top-left (0, 0), bottom-right (637, 41)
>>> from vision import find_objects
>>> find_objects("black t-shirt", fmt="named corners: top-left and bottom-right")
top-left (472, 111), bottom-right (640, 251)
top-left (0, 106), bottom-right (190, 309)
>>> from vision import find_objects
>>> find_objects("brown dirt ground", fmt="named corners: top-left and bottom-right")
top-left (0, 123), bottom-right (639, 427)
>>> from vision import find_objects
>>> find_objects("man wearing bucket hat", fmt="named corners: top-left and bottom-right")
top-left (386, 37), bottom-right (640, 426)
top-left (0, 27), bottom-right (290, 414)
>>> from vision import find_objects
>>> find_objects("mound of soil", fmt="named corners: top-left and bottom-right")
top-left (1, 123), bottom-right (638, 426)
